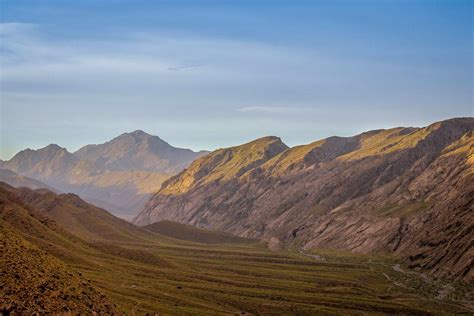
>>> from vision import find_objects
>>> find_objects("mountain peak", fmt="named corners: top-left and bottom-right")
top-left (116, 130), bottom-right (165, 143)
top-left (247, 136), bottom-right (284, 145)
top-left (3, 143), bottom-right (78, 178)
top-left (127, 130), bottom-right (152, 137)
top-left (156, 135), bottom-right (288, 195)
top-left (13, 143), bottom-right (69, 157)
top-left (223, 136), bottom-right (288, 153)
top-left (74, 131), bottom-right (207, 173)
top-left (42, 144), bottom-right (65, 151)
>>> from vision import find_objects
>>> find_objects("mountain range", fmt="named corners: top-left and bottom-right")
top-left (1, 131), bottom-right (207, 219)
top-left (1, 117), bottom-right (473, 314)
top-left (134, 118), bottom-right (474, 283)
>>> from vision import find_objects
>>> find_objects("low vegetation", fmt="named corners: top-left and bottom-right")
top-left (68, 239), bottom-right (473, 315)
top-left (145, 220), bottom-right (259, 244)
top-left (1, 183), bottom-right (472, 315)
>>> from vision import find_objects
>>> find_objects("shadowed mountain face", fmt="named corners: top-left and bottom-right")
top-left (1, 131), bottom-right (207, 218)
top-left (134, 118), bottom-right (474, 282)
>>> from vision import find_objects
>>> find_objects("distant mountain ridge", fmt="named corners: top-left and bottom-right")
top-left (1, 131), bottom-right (207, 218)
top-left (0, 169), bottom-right (59, 192)
top-left (75, 130), bottom-right (208, 174)
top-left (134, 118), bottom-right (474, 282)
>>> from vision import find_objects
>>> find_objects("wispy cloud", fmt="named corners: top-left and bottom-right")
top-left (0, 22), bottom-right (324, 99)
top-left (167, 63), bottom-right (205, 72)
top-left (0, 22), bottom-right (37, 35)
top-left (237, 106), bottom-right (311, 114)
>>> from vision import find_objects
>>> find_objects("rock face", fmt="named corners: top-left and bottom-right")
top-left (134, 118), bottom-right (474, 282)
top-left (2, 131), bottom-right (206, 218)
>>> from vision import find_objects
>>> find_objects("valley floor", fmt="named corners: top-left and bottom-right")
top-left (1, 183), bottom-right (472, 315)
top-left (69, 239), bottom-right (472, 315)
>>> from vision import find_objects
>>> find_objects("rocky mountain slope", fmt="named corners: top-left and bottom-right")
top-left (134, 118), bottom-right (474, 283)
top-left (2, 131), bottom-right (206, 218)
top-left (0, 183), bottom-right (118, 314)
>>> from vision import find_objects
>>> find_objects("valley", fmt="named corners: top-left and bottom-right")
top-left (135, 118), bottom-right (474, 283)
top-left (2, 2), bottom-right (472, 314)
top-left (66, 240), bottom-right (473, 315)
top-left (1, 183), bottom-right (472, 315)
top-left (1, 118), bottom-right (473, 315)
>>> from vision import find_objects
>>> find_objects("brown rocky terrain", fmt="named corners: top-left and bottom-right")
top-left (0, 224), bottom-right (116, 314)
top-left (0, 183), bottom-right (117, 314)
top-left (134, 118), bottom-right (474, 283)
top-left (1, 130), bottom-right (206, 218)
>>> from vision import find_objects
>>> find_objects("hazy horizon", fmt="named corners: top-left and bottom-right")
top-left (1, 0), bottom-right (472, 159)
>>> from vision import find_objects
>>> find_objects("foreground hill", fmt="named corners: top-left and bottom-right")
top-left (0, 183), bottom-right (117, 314)
top-left (135, 118), bottom-right (474, 283)
top-left (1, 223), bottom-right (116, 314)
top-left (1, 182), bottom-right (471, 314)
top-left (1, 131), bottom-right (206, 218)
top-left (13, 186), bottom-right (156, 242)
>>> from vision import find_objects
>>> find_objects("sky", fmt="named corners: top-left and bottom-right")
top-left (0, 0), bottom-right (472, 160)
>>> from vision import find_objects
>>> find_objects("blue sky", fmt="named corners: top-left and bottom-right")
top-left (0, 0), bottom-right (472, 159)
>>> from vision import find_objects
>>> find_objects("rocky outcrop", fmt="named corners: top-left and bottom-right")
top-left (135, 118), bottom-right (474, 282)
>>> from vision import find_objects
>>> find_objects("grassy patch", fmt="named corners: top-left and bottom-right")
top-left (63, 238), bottom-right (472, 315)
top-left (374, 202), bottom-right (431, 218)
